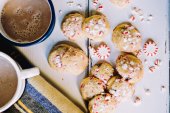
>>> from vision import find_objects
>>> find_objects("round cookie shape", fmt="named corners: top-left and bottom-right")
top-left (80, 77), bottom-right (105, 100)
top-left (90, 62), bottom-right (114, 84)
top-left (88, 93), bottom-right (117, 113)
top-left (82, 15), bottom-right (110, 41)
top-left (62, 13), bottom-right (85, 40)
top-left (107, 76), bottom-right (135, 102)
top-left (116, 54), bottom-right (144, 83)
top-left (112, 22), bottom-right (142, 52)
top-left (110, 0), bottom-right (132, 7)
top-left (48, 44), bottom-right (88, 76)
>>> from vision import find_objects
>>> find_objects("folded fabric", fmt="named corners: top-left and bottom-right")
top-left (4, 76), bottom-right (83, 113)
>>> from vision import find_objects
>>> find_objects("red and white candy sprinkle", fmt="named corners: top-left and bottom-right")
top-left (143, 40), bottom-right (158, 57)
top-left (134, 49), bottom-right (142, 57)
top-left (129, 15), bottom-right (136, 21)
top-left (89, 46), bottom-right (97, 58)
top-left (97, 4), bottom-right (103, 11)
top-left (93, 0), bottom-right (99, 6)
top-left (54, 55), bottom-right (62, 68)
top-left (154, 59), bottom-right (162, 66)
top-left (149, 66), bottom-right (156, 73)
top-left (96, 44), bottom-right (111, 60)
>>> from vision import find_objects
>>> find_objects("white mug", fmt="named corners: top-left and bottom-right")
top-left (0, 52), bottom-right (40, 112)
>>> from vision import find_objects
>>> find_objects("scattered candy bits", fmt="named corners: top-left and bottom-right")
top-left (89, 46), bottom-right (97, 58)
top-left (134, 49), bottom-right (142, 58)
top-left (92, 0), bottom-right (104, 12)
top-left (96, 44), bottom-right (111, 60)
top-left (130, 6), bottom-right (153, 23)
top-left (154, 59), bottom-right (162, 67)
top-left (133, 96), bottom-right (142, 105)
top-left (149, 66), bottom-right (156, 73)
top-left (143, 39), bottom-right (158, 57)
top-left (54, 56), bottom-right (62, 68)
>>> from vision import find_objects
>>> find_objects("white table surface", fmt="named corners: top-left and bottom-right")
top-left (17, 0), bottom-right (169, 113)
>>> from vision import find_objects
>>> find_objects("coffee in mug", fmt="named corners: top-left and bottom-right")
top-left (0, 0), bottom-right (51, 43)
top-left (0, 57), bottom-right (17, 107)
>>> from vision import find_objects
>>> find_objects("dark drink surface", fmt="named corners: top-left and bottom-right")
top-left (1, 0), bottom-right (51, 43)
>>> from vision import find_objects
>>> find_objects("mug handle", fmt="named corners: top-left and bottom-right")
top-left (20, 67), bottom-right (40, 79)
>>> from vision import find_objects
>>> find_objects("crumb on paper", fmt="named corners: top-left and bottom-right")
top-left (133, 96), bottom-right (142, 106)
top-left (161, 85), bottom-right (166, 93)
top-left (144, 89), bottom-right (151, 95)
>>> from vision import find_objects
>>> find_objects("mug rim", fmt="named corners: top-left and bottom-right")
top-left (0, 52), bottom-right (24, 112)
top-left (0, 0), bottom-right (56, 47)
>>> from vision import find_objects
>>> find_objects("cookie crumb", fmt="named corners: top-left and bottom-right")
top-left (144, 59), bottom-right (148, 64)
top-left (144, 89), bottom-right (151, 95)
top-left (133, 96), bottom-right (141, 105)
top-left (161, 85), bottom-right (166, 93)
top-left (59, 10), bottom-right (62, 14)
top-left (77, 4), bottom-right (82, 9)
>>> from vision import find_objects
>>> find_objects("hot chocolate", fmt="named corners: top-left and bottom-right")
top-left (0, 57), bottom-right (17, 107)
top-left (1, 0), bottom-right (51, 43)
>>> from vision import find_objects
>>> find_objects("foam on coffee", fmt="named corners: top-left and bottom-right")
top-left (0, 57), bottom-right (17, 107)
top-left (1, 0), bottom-right (51, 43)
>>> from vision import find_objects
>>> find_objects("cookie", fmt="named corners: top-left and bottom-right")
top-left (48, 44), bottom-right (88, 76)
top-left (112, 22), bottom-right (142, 52)
top-left (82, 15), bottom-right (110, 41)
top-left (62, 13), bottom-right (85, 40)
top-left (107, 76), bottom-right (135, 102)
top-left (90, 62), bottom-right (114, 84)
top-left (80, 77), bottom-right (105, 100)
top-left (88, 93), bottom-right (117, 113)
top-left (110, 0), bottom-right (132, 7)
top-left (116, 54), bottom-right (144, 83)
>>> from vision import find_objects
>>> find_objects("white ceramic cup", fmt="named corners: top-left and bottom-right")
top-left (0, 52), bottom-right (40, 112)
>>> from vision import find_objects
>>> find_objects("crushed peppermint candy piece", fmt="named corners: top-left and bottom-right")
top-left (89, 46), bottom-right (97, 58)
top-left (54, 56), bottom-right (62, 68)
top-left (154, 59), bottom-right (162, 66)
top-left (67, 1), bottom-right (75, 7)
top-left (134, 49), bottom-right (142, 57)
top-left (96, 44), bottom-right (111, 60)
top-left (122, 64), bottom-right (128, 70)
top-left (93, 0), bottom-right (99, 6)
top-left (149, 66), bottom-right (156, 73)
top-left (59, 10), bottom-right (62, 14)
top-left (143, 59), bottom-right (148, 64)
top-left (77, 4), bottom-right (82, 9)
top-left (133, 96), bottom-right (141, 105)
top-left (129, 15), bottom-right (136, 21)
top-left (161, 85), bottom-right (166, 93)
top-left (143, 39), bottom-right (158, 57)
top-left (147, 14), bottom-right (153, 21)
top-left (97, 4), bottom-right (104, 11)
top-left (144, 89), bottom-right (151, 95)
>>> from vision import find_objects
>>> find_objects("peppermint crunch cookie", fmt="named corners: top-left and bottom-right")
top-left (82, 15), bottom-right (110, 42)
